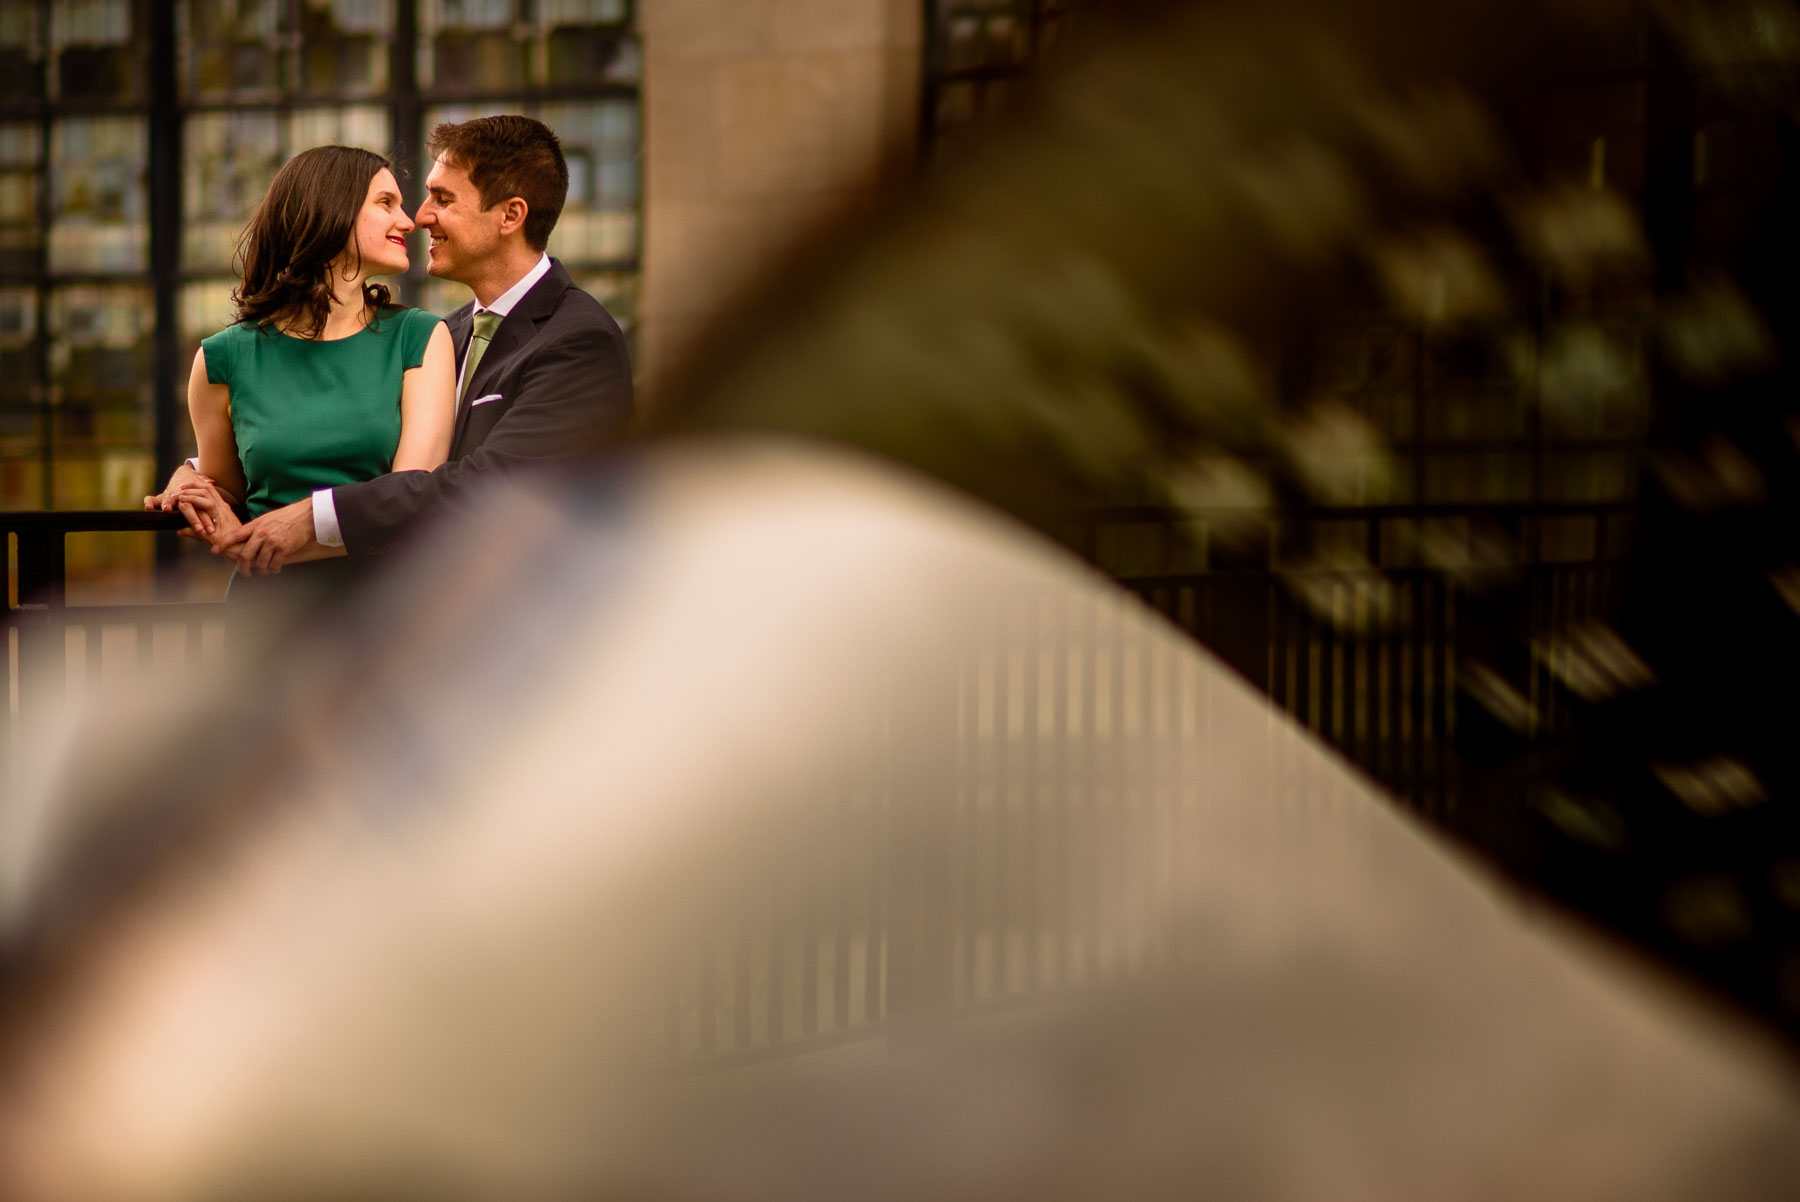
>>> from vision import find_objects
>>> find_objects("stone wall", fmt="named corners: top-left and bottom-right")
top-left (638, 0), bottom-right (922, 407)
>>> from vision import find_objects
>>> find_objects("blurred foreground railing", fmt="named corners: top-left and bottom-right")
top-left (4, 505), bottom-right (1629, 1069)
top-left (663, 501), bottom-right (1632, 1068)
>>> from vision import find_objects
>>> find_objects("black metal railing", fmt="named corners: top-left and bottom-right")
top-left (4, 510), bottom-right (228, 731)
top-left (4, 501), bottom-right (1625, 770)
top-left (4, 510), bottom-right (189, 609)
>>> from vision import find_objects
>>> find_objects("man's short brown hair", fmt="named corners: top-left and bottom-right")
top-left (429, 115), bottom-right (569, 252)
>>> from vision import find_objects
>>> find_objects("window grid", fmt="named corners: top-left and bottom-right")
top-left (921, 0), bottom-right (1080, 160)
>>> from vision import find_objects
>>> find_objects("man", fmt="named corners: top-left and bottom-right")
top-left (151, 114), bottom-right (632, 573)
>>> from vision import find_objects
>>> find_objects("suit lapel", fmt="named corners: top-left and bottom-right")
top-left (450, 260), bottom-right (574, 455)
top-left (445, 302), bottom-right (479, 455)
top-left (448, 305), bottom-right (474, 369)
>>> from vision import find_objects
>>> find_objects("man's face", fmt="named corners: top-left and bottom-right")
top-left (415, 155), bottom-right (502, 284)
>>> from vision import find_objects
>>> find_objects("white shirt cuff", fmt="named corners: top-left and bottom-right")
top-left (313, 488), bottom-right (344, 548)
top-left (185, 456), bottom-right (201, 471)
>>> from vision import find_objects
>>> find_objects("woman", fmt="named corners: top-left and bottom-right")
top-left (168, 145), bottom-right (455, 604)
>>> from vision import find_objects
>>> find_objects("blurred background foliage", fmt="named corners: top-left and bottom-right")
top-left (657, 0), bottom-right (1800, 1043)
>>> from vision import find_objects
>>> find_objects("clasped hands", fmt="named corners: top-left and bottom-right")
top-left (143, 465), bottom-right (312, 576)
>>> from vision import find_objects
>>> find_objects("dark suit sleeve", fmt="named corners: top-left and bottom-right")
top-left (332, 310), bottom-right (632, 557)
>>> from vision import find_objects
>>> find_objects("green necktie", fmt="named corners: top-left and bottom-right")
top-left (460, 310), bottom-right (502, 404)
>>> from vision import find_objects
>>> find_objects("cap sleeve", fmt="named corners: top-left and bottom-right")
top-left (199, 326), bottom-right (236, 386)
top-left (400, 307), bottom-right (444, 371)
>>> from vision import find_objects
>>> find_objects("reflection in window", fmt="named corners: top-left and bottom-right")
top-left (0, 285), bottom-right (38, 507)
top-left (182, 111), bottom-right (281, 271)
top-left (48, 117), bottom-right (147, 274)
top-left (541, 99), bottom-right (637, 267)
top-left (286, 103), bottom-right (389, 151)
top-left (47, 280), bottom-right (156, 578)
top-left (419, 0), bottom-right (636, 92)
top-left (0, 0), bottom-right (42, 107)
top-left (299, 0), bottom-right (392, 95)
top-left (545, 0), bottom-right (636, 87)
top-left (179, 278), bottom-right (238, 346)
top-left (0, 123), bottom-right (41, 274)
top-left (423, 0), bottom-right (524, 92)
top-left (574, 269), bottom-right (635, 335)
top-left (50, 0), bottom-right (142, 103)
top-left (178, 0), bottom-right (286, 100)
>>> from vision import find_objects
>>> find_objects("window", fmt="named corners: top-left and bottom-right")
top-left (923, 0), bottom-right (1080, 159)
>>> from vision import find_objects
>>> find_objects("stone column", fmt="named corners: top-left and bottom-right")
top-left (638, 0), bottom-right (923, 408)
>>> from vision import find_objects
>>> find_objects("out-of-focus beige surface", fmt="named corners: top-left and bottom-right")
top-left (1, 438), bottom-right (1795, 1200)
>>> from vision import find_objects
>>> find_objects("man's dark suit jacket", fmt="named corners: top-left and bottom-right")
top-left (333, 257), bottom-right (633, 556)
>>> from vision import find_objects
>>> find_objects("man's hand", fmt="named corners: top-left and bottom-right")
top-left (216, 497), bottom-right (319, 576)
top-left (145, 462), bottom-right (215, 539)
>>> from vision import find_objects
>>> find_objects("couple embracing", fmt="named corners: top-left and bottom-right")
top-left (148, 115), bottom-right (632, 602)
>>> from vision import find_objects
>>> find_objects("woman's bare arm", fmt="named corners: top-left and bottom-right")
top-left (391, 322), bottom-right (455, 472)
top-left (187, 348), bottom-right (248, 507)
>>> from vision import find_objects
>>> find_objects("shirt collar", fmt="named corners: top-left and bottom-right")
top-left (475, 253), bottom-right (552, 319)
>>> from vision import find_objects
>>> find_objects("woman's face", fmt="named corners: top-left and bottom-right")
top-left (346, 167), bottom-right (414, 278)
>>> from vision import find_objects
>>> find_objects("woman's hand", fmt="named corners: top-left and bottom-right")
top-left (167, 481), bottom-right (241, 552)
top-left (146, 463), bottom-right (217, 538)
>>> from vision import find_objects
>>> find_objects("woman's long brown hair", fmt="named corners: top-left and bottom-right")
top-left (232, 146), bottom-right (395, 339)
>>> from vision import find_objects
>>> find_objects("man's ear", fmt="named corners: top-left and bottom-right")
top-left (497, 197), bottom-right (530, 238)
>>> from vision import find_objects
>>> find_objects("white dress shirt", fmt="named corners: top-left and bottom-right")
top-left (314, 253), bottom-right (552, 548)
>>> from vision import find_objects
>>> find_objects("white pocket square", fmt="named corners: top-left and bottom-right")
top-left (470, 392), bottom-right (504, 407)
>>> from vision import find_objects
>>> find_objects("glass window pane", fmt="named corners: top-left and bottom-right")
top-left (539, 100), bottom-right (636, 263)
top-left (544, 24), bottom-right (637, 87)
top-left (286, 104), bottom-right (390, 153)
top-left (50, 0), bottom-right (144, 103)
top-left (182, 111), bottom-right (281, 271)
top-left (299, 0), bottom-right (393, 96)
top-left (575, 269), bottom-right (635, 333)
top-left (47, 284), bottom-right (154, 483)
top-left (179, 278), bottom-right (238, 344)
top-left (48, 116), bottom-right (148, 274)
top-left (540, 0), bottom-right (627, 23)
top-left (418, 277), bottom-right (466, 318)
top-left (0, 122), bottom-right (41, 274)
top-left (0, 284), bottom-right (40, 506)
top-left (179, 0), bottom-right (287, 101)
top-left (421, 0), bottom-right (635, 90)
top-left (422, 0), bottom-right (528, 93)
top-left (1, 455), bottom-right (43, 509)
top-left (0, 0), bottom-right (44, 107)
top-left (424, 0), bottom-right (518, 31)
